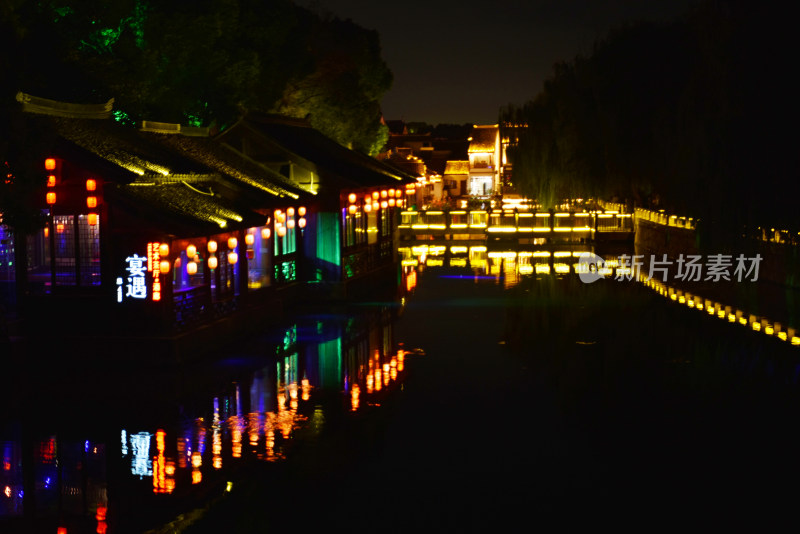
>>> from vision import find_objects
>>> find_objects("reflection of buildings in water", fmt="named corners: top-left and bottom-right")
top-left (399, 245), bottom-right (596, 289)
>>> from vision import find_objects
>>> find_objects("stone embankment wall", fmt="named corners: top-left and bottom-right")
top-left (634, 214), bottom-right (800, 290)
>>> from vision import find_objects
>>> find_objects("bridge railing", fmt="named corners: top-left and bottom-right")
top-left (634, 208), bottom-right (697, 230)
top-left (399, 209), bottom-right (634, 237)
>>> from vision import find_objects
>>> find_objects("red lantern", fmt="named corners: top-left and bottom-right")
top-left (86, 179), bottom-right (97, 191)
top-left (86, 196), bottom-right (97, 208)
top-left (46, 191), bottom-right (56, 205)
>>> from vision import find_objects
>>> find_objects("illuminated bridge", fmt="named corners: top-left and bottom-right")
top-left (398, 209), bottom-right (634, 243)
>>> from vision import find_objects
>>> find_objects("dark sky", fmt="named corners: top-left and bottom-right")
top-left (299, 0), bottom-right (700, 125)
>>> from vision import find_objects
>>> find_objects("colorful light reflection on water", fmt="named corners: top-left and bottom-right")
top-left (0, 306), bottom-right (415, 533)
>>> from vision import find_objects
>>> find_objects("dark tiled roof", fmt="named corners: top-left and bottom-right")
top-left (468, 125), bottom-right (499, 153)
top-left (444, 161), bottom-right (470, 175)
top-left (239, 114), bottom-right (417, 188)
top-left (142, 132), bottom-right (308, 203)
top-left (112, 181), bottom-right (265, 236)
top-left (35, 115), bottom-right (210, 179)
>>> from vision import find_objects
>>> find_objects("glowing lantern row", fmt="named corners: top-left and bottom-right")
top-left (45, 158), bottom-right (56, 170)
top-left (86, 179), bottom-right (97, 191)
top-left (208, 256), bottom-right (218, 270)
top-left (287, 207), bottom-right (295, 217)
top-left (228, 252), bottom-right (238, 264)
top-left (160, 260), bottom-right (171, 274)
top-left (228, 237), bottom-right (237, 250)
top-left (187, 244), bottom-right (197, 258)
top-left (298, 217), bottom-right (306, 229)
top-left (87, 213), bottom-right (98, 226)
top-left (277, 226), bottom-right (286, 237)
top-left (46, 191), bottom-right (56, 205)
top-left (287, 219), bottom-right (295, 229)
top-left (207, 240), bottom-right (217, 253)
top-left (159, 244), bottom-right (169, 257)
top-left (261, 228), bottom-right (271, 239)
top-left (86, 196), bottom-right (97, 208)
top-left (298, 206), bottom-right (306, 217)
top-left (348, 193), bottom-right (357, 203)
top-left (187, 261), bottom-right (198, 275)
top-left (245, 233), bottom-right (255, 246)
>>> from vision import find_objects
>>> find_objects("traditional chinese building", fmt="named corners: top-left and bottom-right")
top-left (2, 97), bottom-right (413, 362)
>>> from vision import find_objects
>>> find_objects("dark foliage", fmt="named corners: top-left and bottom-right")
top-left (501, 0), bottom-right (798, 236)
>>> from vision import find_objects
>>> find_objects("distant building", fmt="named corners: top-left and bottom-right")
top-left (467, 125), bottom-right (501, 197)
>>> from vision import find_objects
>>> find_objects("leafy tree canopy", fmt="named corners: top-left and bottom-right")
top-left (0, 0), bottom-right (392, 154)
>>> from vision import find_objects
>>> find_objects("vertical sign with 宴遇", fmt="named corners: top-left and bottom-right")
top-left (116, 253), bottom-right (148, 303)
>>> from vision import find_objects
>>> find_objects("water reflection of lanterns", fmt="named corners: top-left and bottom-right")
top-left (227, 237), bottom-right (237, 250)
top-left (351, 384), bottom-right (360, 411)
top-left (207, 240), bottom-right (217, 253)
top-left (208, 256), bottom-right (218, 270)
top-left (301, 377), bottom-right (310, 401)
top-left (245, 233), bottom-right (255, 246)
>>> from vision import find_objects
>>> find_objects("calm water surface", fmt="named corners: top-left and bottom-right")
top-left (4, 244), bottom-right (800, 532)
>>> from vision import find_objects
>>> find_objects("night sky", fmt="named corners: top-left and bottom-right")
top-left (299, 0), bottom-right (701, 125)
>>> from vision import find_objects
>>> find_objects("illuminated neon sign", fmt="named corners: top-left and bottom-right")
top-left (117, 254), bottom-right (148, 302)
top-left (147, 242), bottom-right (162, 302)
top-left (116, 243), bottom-right (167, 303)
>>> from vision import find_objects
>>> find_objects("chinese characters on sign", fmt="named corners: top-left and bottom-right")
top-left (117, 253), bottom-right (148, 302)
top-left (147, 242), bottom-right (162, 302)
top-left (579, 253), bottom-right (762, 284)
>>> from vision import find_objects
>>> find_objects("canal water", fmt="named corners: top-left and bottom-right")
top-left (4, 243), bottom-right (800, 532)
